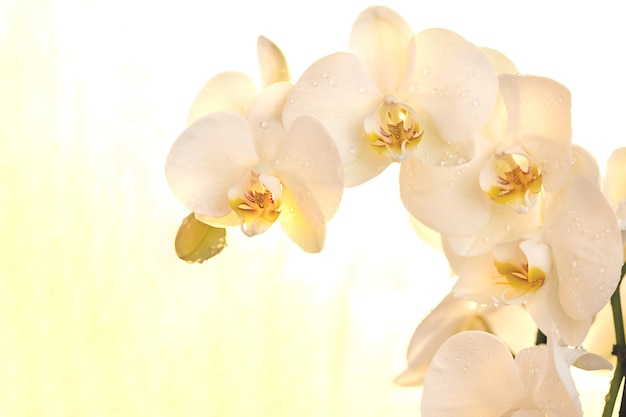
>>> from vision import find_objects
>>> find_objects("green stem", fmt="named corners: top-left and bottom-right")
top-left (602, 263), bottom-right (626, 417)
top-left (535, 329), bottom-right (547, 345)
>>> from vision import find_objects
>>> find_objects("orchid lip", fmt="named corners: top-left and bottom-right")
top-left (480, 149), bottom-right (543, 213)
top-left (227, 173), bottom-right (283, 237)
top-left (365, 94), bottom-right (423, 162)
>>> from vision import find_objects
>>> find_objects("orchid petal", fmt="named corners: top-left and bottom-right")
top-left (402, 28), bottom-right (498, 159)
top-left (257, 35), bottom-right (289, 88)
top-left (195, 211), bottom-right (240, 228)
top-left (527, 275), bottom-right (592, 346)
top-left (399, 148), bottom-right (490, 237)
top-left (499, 74), bottom-right (572, 192)
top-left (515, 341), bottom-right (583, 417)
top-left (349, 6), bottom-right (413, 93)
top-left (604, 147), bottom-right (626, 212)
top-left (480, 47), bottom-right (519, 75)
top-left (558, 346), bottom-right (612, 371)
top-left (547, 176), bottom-right (623, 321)
top-left (421, 331), bottom-right (525, 417)
top-left (165, 112), bottom-right (259, 217)
top-left (446, 201), bottom-right (541, 257)
top-left (283, 52), bottom-right (383, 168)
top-left (342, 137), bottom-right (391, 186)
top-left (278, 184), bottom-right (326, 253)
top-left (444, 244), bottom-right (497, 305)
top-left (272, 115), bottom-right (344, 222)
top-left (572, 144), bottom-right (600, 187)
top-left (395, 293), bottom-right (487, 386)
top-left (186, 71), bottom-right (257, 126)
top-left (510, 409), bottom-right (545, 417)
top-left (246, 82), bottom-right (291, 161)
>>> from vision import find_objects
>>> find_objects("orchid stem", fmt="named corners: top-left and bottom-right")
top-left (535, 329), bottom-right (546, 345)
top-left (602, 263), bottom-right (626, 417)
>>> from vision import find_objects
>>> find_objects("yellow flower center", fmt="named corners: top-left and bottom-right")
top-left (365, 95), bottom-right (423, 162)
top-left (228, 173), bottom-right (282, 236)
top-left (491, 240), bottom-right (551, 304)
top-left (481, 151), bottom-right (542, 213)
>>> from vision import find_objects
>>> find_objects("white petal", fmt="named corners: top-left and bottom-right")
top-left (510, 409), bottom-right (545, 417)
top-left (498, 74), bottom-right (572, 192)
top-left (342, 138), bottom-right (391, 186)
top-left (480, 47), bottom-right (519, 75)
top-left (421, 331), bottom-right (524, 417)
top-left (397, 293), bottom-right (485, 387)
top-left (278, 184), bottom-right (326, 253)
top-left (399, 150), bottom-right (490, 237)
top-left (571, 144), bottom-right (600, 187)
top-left (604, 147), bottom-right (626, 209)
top-left (444, 243), bottom-right (497, 305)
top-left (283, 52), bottom-right (383, 168)
top-left (558, 346), bottom-right (612, 371)
top-left (165, 112), bottom-right (259, 217)
top-left (195, 211), bottom-right (240, 228)
top-left (527, 275), bottom-right (592, 346)
top-left (349, 6), bottom-right (413, 93)
top-left (272, 116), bottom-right (344, 222)
top-left (246, 82), bottom-right (291, 161)
top-left (547, 176), bottom-right (624, 321)
top-left (402, 28), bottom-right (498, 159)
top-left (257, 35), bottom-right (289, 88)
top-left (392, 367), bottom-right (427, 387)
top-left (446, 201), bottom-right (542, 257)
top-left (515, 342), bottom-right (583, 417)
top-left (186, 71), bottom-right (257, 126)
top-left (519, 240), bottom-right (553, 278)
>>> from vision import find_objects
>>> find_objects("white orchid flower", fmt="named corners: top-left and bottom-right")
top-left (401, 74), bottom-right (572, 256)
top-left (186, 36), bottom-right (290, 127)
top-left (282, 6), bottom-right (498, 186)
top-left (165, 82), bottom-right (344, 253)
top-left (604, 147), bottom-right (626, 257)
top-left (445, 176), bottom-right (623, 345)
top-left (394, 293), bottom-right (534, 386)
top-left (421, 330), bottom-right (611, 417)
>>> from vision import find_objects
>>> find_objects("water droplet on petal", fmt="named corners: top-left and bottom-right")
top-left (321, 72), bottom-right (329, 79)
top-left (472, 98), bottom-right (480, 106)
top-left (422, 66), bottom-right (431, 75)
top-left (328, 80), bottom-right (338, 87)
top-left (260, 121), bottom-right (271, 129)
top-left (357, 86), bottom-right (368, 94)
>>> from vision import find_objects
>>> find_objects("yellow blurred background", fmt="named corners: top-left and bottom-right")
top-left (1, 0), bottom-right (623, 415)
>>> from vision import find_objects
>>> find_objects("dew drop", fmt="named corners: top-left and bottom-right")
top-left (349, 147), bottom-right (357, 155)
top-left (321, 72), bottom-right (329, 79)
top-left (357, 86), bottom-right (368, 94)
top-left (461, 90), bottom-right (468, 98)
top-left (422, 66), bottom-right (431, 75)
top-left (472, 98), bottom-right (480, 107)
top-left (260, 121), bottom-right (271, 129)
top-left (328, 80), bottom-right (338, 87)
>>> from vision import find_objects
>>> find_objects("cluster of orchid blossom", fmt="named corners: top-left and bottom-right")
top-left (165, 5), bottom-right (626, 416)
